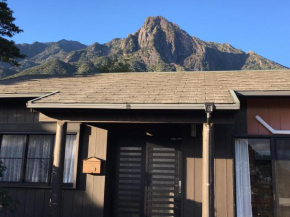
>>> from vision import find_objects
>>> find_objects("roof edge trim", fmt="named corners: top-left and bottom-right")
top-left (236, 90), bottom-right (290, 96)
top-left (230, 89), bottom-right (240, 108)
top-left (0, 93), bottom-right (48, 98)
top-left (26, 102), bottom-right (240, 110)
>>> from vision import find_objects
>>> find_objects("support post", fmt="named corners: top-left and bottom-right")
top-left (203, 103), bottom-right (214, 217)
top-left (51, 121), bottom-right (67, 217)
top-left (202, 122), bottom-right (214, 217)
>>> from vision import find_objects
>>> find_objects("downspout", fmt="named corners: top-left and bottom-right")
top-left (203, 103), bottom-right (214, 217)
top-left (255, 115), bottom-right (290, 134)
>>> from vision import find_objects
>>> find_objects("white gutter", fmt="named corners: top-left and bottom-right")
top-left (26, 102), bottom-right (240, 110)
top-left (0, 93), bottom-right (47, 98)
top-left (255, 115), bottom-right (290, 135)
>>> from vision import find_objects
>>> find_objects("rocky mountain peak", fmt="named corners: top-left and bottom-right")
top-left (137, 16), bottom-right (198, 64)
top-left (1, 16), bottom-right (287, 79)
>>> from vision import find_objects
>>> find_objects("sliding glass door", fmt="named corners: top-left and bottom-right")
top-left (235, 138), bottom-right (274, 217)
top-left (235, 138), bottom-right (290, 217)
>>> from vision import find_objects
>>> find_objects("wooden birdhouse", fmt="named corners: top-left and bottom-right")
top-left (83, 157), bottom-right (101, 174)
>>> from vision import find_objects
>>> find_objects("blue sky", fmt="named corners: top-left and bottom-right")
top-left (9, 0), bottom-right (290, 67)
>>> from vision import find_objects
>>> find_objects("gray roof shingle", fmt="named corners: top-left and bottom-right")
top-left (1, 70), bottom-right (290, 106)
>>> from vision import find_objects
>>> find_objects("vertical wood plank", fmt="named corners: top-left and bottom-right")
top-left (268, 99), bottom-right (281, 130)
top-left (183, 138), bottom-right (195, 217)
top-left (257, 99), bottom-right (271, 135)
top-left (214, 125), bottom-right (227, 217)
top-left (194, 133), bottom-right (202, 217)
top-left (81, 126), bottom-right (95, 217)
top-left (71, 191), bottom-right (83, 217)
top-left (62, 190), bottom-right (73, 217)
top-left (33, 190), bottom-right (45, 217)
top-left (24, 108), bottom-right (35, 123)
top-left (247, 99), bottom-right (259, 135)
top-left (226, 125), bottom-right (235, 217)
top-left (91, 127), bottom-right (108, 217)
top-left (42, 190), bottom-right (51, 217)
top-left (7, 106), bottom-right (17, 123)
top-left (14, 189), bottom-right (26, 217)
top-left (24, 189), bottom-right (35, 217)
top-left (92, 176), bottom-right (106, 216)
top-left (0, 105), bottom-right (8, 123)
top-left (280, 99), bottom-right (290, 130)
top-left (15, 107), bottom-right (25, 123)
top-left (6, 189), bottom-right (17, 217)
top-left (33, 112), bottom-right (39, 123)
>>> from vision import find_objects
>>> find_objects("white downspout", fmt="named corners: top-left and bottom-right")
top-left (255, 115), bottom-right (290, 135)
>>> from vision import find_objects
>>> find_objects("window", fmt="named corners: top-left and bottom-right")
top-left (0, 134), bottom-right (77, 187)
top-left (235, 138), bottom-right (274, 217)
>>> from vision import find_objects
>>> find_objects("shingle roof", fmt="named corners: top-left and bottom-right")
top-left (0, 70), bottom-right (290, 108)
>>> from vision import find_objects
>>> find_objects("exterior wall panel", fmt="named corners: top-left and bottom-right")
top-left (247, 99), bottom-right (290, 135)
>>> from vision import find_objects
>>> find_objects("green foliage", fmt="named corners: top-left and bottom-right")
top-left (16, 59), bottom-right (77, 77)
top-left (94, 57), bottom-right (132, 73)
top-left (0, 0), bottom-right (25, 66)
top-left (0, 161), bottom-right (17, 213)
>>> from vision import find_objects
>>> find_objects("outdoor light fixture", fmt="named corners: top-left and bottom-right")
top-left (204, 102), bottom-right (214, 113)
top-left (204, 102), bottom-right (214, 125)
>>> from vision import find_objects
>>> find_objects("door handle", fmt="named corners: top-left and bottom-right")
top-left (179, 180), bottom-right (181, 194)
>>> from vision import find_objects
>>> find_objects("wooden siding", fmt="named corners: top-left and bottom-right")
top-left (0, 102), bottom-right (247, 217)
top-left (247, 99), bottom-right (290, 135)
top-left (182, 124), bottom-right (235, 217)
top-left (0, 103), bottom-right (39, 124)
top-left (0, 124), bottom-right (108, 217)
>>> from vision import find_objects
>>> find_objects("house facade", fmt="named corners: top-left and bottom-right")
top-left (0, 71), bottom-right (289, 217)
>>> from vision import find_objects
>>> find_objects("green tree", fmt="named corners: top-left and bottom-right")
top-left (0, 0), bottom-right (25, 66)
top-left (0, 161), bottom-right (17, 213)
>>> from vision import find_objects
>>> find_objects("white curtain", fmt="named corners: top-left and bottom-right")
top-left (63, 135), bottom-right (76, 183)
top-left (0, 134), bottom-right (76, 184)
top-left (235, 139), bottom-right (253, 217)
top-left (25, 135), bottom-right (54, 183)
top-left (0, 135), bottom-right (26, 182)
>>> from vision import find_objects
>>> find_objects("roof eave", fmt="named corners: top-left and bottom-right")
top-left (26, 102), bottom-right (240, 110)
top-left (26, 89), bottom-right (241, 110)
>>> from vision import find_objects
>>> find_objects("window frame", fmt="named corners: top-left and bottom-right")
top-left (233, 135), bottom-right (290, 217)
top-left (0, 131), bottom-right (79, 189)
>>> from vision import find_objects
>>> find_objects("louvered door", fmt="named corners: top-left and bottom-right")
top-left (114, 140), bottom-right (146, 217)
top-left (114, 138), bottom-right (182, 217)
top-left (145, 140), bottom-right (181, 217)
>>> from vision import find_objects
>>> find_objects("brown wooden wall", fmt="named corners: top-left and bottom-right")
top-left (247, 99), bottom-right (290, 135)
top-left (0, 124), bottom-right (108, 217)
top-left (182, 124), bottom-right (236, 217)
top-left (0, 102), bottom-right (39, 123)
top-left (0, 101), bottom-right (250, 217)
top-left (0, 103), bottom-right (108, 217)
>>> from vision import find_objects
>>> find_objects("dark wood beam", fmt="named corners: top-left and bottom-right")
top-left (51, 121), bottom-right (67, 217)
top-left (38, 109), bottom-right (236, 124)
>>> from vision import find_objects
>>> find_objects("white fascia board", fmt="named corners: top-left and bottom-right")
top-left (27, 102), bottom-right (239, 110)
top-left (0, 93), bottom-right (47, 98)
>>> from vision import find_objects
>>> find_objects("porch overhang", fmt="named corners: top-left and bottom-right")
top-left (35, 108), bottom-right (238, 124)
